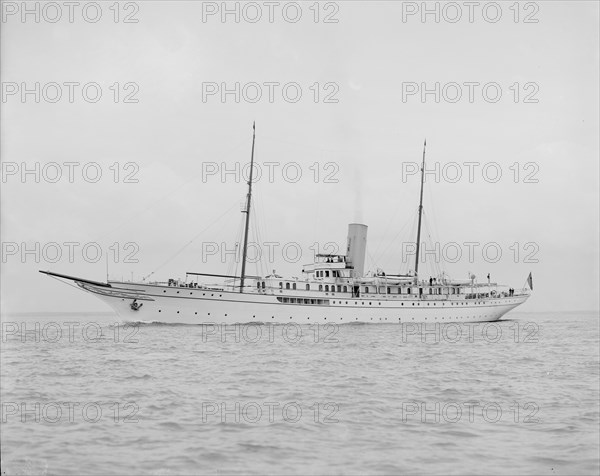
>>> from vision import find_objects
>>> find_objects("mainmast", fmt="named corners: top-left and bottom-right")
top-left (239, 122), bottom-right (256, 293)
top-left (414, 139), bottom-right (426, 284)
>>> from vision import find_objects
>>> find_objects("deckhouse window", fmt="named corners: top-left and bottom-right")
top-left (319, 285), bottom-right (323, 291)
top-left (286, 283), bottom-right (290, 290)
top-left (306, 284), bottom-right (310, 291)
top-left (325, 271), bottom-right (330, 278)
top-left (325, 285), bottom-right (329, 292)
top-left (343, 286), bottom-right (347, 293)
top-left (293, 283), bottom-right (296, 290)
top-left (364, 287), bottom-right (369, 293)
top-left (279, 282), bottom-right (283, 289)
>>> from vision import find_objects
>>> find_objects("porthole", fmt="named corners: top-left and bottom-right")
top-left (158, 310), bottom-right (161, 312)
top-left (177, 311), bottom-right (180, 314)
top-left (195, 312), bottom-right (198, 315)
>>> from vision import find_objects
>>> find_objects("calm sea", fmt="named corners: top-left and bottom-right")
top-left (1, 311), bottom-right (598, 475)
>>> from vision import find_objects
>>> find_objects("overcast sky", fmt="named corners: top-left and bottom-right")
top-left (1, 1), bottom-right (598, 313)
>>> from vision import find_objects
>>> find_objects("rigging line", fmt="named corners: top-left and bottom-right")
top-left (143, 200), bottom-right (240, 281)
top-left (425, 173), bottom-right (443, 256)
top-left (256, 191), bottom-right (271, 276)
top-left (372, 212), bottom-right (413, 268)
top-left (251, 210), bottom-right (259, 279)
top-left (366, 246), bottom-right (379, 274)
top-left (226, 209), bottom-right (245, 278)
top-left (371, 206), bottom-right (403, 261)
top-left (398, 223), bottom-right (416, 275)
top-left (96, 139), bottom-right (248, 242)
top-left (188, 202), bottom-right (242, 272)
top-left (248, 197), bottom-right (261, 276)
top-left (424, 210), bottom-right (444, 279)
top-left (421, 212), bottom-right (434, 279)
top-left (423, 213), bottom-right (444, 279)
top-left (235, 205), bottom-right (249, 279)
top-left (251, 198), bottom-right (266, 278)
top-left (400, 210), bottom-right (419, 275)
top-left (49, 274), bottom-right (85, 292)
top-left (231, 212), bottom-right (246, 282)
top-left (370, 175), bottom-right (405, 261)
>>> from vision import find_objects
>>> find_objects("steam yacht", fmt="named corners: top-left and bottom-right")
top-left (41, 126), bottom-right (531, 324)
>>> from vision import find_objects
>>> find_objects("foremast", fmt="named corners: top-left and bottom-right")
top-left (240, 122), bottom-right (256, 293)
top-left (414, 139), bottom-right (426, 285)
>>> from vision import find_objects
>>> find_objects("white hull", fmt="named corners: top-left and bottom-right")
top-left (80, 281), bottom-right (529, 325)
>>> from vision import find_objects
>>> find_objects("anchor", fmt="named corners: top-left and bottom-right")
top-left (130, 299), bottom-right (143, 311)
